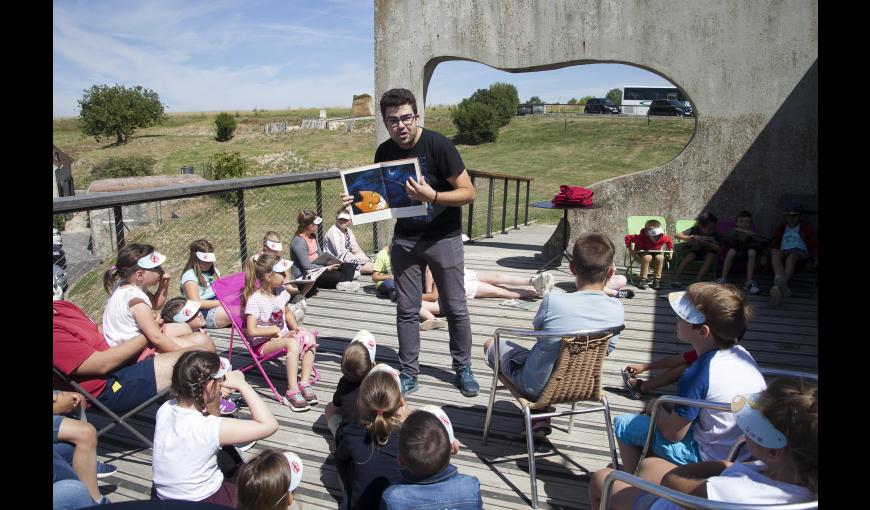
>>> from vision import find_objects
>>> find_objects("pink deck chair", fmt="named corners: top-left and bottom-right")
top-left (212, 271), bottom-right (320, 404)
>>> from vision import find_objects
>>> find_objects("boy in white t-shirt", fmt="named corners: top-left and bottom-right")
top-left (611, 282), bottom-right (766, 473)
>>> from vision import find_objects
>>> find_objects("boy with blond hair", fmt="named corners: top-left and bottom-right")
top-left (612, 282), bottom-right (765, 473)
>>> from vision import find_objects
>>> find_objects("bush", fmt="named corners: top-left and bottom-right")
top-left (90, 155), bottom-right (156, 180)
top-left (468, 83), bottom-right (518, 128)
top-left (450, 100), bottom-right (500, 145)
top-left (215, 112), bottom-right (237, 141)
top-left (212, 152), bottom-right (247, 181)
top-left (53, 214), bottom-right (66, 232)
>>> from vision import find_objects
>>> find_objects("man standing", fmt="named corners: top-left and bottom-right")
top-left (342, 88), bottom-right (478, 397)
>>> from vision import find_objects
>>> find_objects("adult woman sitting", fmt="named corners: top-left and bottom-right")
top-left (289, 210), bottom-right (359, 293)
top-left (323, 207), bottom-right (374, 277)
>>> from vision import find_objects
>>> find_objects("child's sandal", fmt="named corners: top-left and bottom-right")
top-left (625, 377), bottom-right (645, 400)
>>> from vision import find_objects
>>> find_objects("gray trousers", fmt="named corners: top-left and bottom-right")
top-left (392, 235), bottom-right (472, 377)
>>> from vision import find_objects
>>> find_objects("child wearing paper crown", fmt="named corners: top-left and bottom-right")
top-left (261, 230), bottom-right (315, 302)
top-left (625, 218), bottom-right (673, 290)
top-left (324, 330), bottom-right (377, 446)
top-left (102, 243), bottom-right (211, 353)
top-left (381, 406), bottom-right (483, 510)
top-left (611, 282), bottom-right (766, 474)
top-left (589, 377), bottom-right (817, 509)
top-left (180, 238), bottom-right (231, 329)
top-left (335, 364), bottom-right (407, 510)
top-left (151, 351), bottom-right (278, 505)
top-left (243, 252), bottom-right (320, 413)
top-left (237, 450), bottom-right (305, 510)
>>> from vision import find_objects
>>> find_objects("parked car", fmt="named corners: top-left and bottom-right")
top-left (53, 228), bottom-right (67, 270)
top-left (646, 99), bottom-right (694, 117)
top-left (584, 98), bottom-right (621, 114)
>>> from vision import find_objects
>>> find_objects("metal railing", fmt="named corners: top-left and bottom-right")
top-left (52, 168), bottom-right (532, 319)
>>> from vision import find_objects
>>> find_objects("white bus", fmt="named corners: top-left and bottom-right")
top-left (621, 86), bottom-right (689, 116)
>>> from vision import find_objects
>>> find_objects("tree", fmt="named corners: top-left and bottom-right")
top-left (450, 100), bottom-right (500, 145)
top-left (527, 96), bottom-right (544, 104)
top-left (78, 84), bottom-right (166, 144)
top-left (578, 96), bottom-right (594, 105)
top-left (606, 88), bottom-right (623, 105)
top-left (567, 98), bottom-right (578, 105)
top-left (215, 112), bottom-right (237, 141)
top-left (486, 82), bottom-right (520, 124)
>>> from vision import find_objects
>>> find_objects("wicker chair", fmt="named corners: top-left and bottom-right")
top-left (482, 325), bottom-right (624, 508)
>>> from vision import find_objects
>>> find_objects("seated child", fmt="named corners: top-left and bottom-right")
top-left (625, 219), bottom-right (674, 290)
top-left (718, 210), bottom-right (766, 295)
top-left (161, 297), bottom-right (207, 332)
top-left (589, 377), bottom-right (817, 510)
top-left (179, 238), bottom-right (231, 329)
top-left (102, 243), bottom-right (211, 355)
top-left (324, 207), bottom-right (375, 276)
top-left (372, 241), bottom-right (397, 301)
top-left (612, 282), bottom-right (766, 473)
top-left (260, 231), bottom-right (310, 321)
top-left (381, 406), bottom-right (483, 510)
top-left (768, 203), bottom-right (818, 306)
top-left (335, 364), bottom-right (407, 510)
top-left (324, 330), bottom-right (376, 446)
top-left (243, 253), bottom-right (319, 412)
top-left (152, 352), bottom-right (279, 505)
top-left (236, 450), bottom-right (304, 510)
top-left (673, 212), bottom-right (720, 287)
top-left (482, 233), bottom-right (624, 438)
top-left (603, 274), bottom-right (636, 299)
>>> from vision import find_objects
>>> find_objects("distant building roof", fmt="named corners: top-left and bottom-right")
top-left (86, 174), bottom-right (209, 193)
top-left (53, 145), bottom-right (74, 167)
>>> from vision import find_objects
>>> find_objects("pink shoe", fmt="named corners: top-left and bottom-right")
top-left (299, 383), bottom-right (318, 405)
top-left (284, 389), bottom-right (310, 412)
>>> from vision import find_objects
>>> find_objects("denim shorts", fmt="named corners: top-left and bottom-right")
top-left (53, 414), bottom-right (64, 443)
top-left (96, 357), bottom-right (157, 414)
top-left (612, 413), bottom-right (702, 466)
top-left (204, 307), bottom-right (219, 329)
top-left (780, 248), bottom-right (810, 260)
top-left (633, 492), bottom-right (660, 510)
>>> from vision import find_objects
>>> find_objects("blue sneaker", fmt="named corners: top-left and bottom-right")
top-left (399, 373), bottom-right (419, 395)
top-left (96, 462), bottom-right (117, 479)
top-left (454, 364), bottom-right (479, 397)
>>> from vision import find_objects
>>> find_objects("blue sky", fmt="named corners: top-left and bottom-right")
top-left (53, 0), bottom-right (672, 118)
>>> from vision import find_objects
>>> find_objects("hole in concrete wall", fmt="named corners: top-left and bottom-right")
top-left (424, 61), bottom-right (695, 223)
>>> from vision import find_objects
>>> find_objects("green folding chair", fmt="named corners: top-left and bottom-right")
top-left (624, 215), bottom-right (669, 284)
top-left (673, 219), bottom-right (718, 282)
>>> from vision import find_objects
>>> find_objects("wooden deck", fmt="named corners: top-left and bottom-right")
top-left (89, 225), bottom-right (818, 508)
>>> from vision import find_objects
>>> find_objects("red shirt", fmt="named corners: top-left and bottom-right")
top-left (625, 230), bottom-right (674, 251)
top-left (53, 300), bottom-right (112, 397)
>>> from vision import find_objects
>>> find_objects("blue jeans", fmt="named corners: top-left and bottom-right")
top-left (376, 278), bottom-right (396, 298)
top-left (392, 235), bottom-right (471, 377)
top-left (53, 479), bottom-right (95, 510)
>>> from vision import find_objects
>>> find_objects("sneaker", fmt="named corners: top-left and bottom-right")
top-left (774, 275), bottom-right (792, 298)
top-left (531, 418), bottom-right (552, 439)
top-left (353, 269), bottom-right (361, 280)
top-left (420, 318), bottom-right (441, 331)
top-left (615, 289), bottom-right (635, 299)
top-left (399, 373), bottom-right (419, 395)
top-left (530, 272), bottom-right (555, 297)
top-left (96, 496), bottom-right (111, 505)
top-left (636, 279), bottom-right (647, 290)
top-left (454, 364), bottom-right (479, 397)
top-left (234, 440), bottom-right (256, 452)
top-left (388, 288), bottom-right (398, 302)
top-left (294, 308), bottom-right (305, 325)
top-left (652, 278), bottom-right (662, 290)
top-left (219, 397), bottom-right (237, 415)
top-left (743, 280), bottom-right (761, 295)
top-left (284, 389), bottom-right (310, 412)
top-left (96, 462), bottom-right (117, 479)
top-left (769, 286), bottom-right (782, 307)
top-left (433, 317), bottom-right (449, 329)
top-left (299, 383), bottom-right (318, 405)
top-left (336, 281), bottom-right (361, 292)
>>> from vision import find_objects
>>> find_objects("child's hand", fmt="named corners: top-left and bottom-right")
top-left (158, 273), bottom-right (171, 287)
top-left (221, 370), bottom-right (247, 391)
top-left (450, 439), bottom-right (461, 455)
top-left (326, 263), bottom-right (340, 271)
top-left (625, 364), bottom-right (644, 375)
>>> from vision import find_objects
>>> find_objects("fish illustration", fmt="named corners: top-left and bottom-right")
top-left (354, 190), bottom-right (388, 213)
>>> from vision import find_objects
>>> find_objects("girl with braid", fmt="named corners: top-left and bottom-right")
top-left (151, 351), bottom-right (278, 505)
top-left (334, 365), bottom-right (407, 510)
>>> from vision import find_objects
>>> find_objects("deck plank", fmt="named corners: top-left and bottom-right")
top-left (90, 224), bottom-right (817, 508)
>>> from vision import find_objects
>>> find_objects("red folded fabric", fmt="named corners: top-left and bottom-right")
top-left (552, 185), bottom-right (593, 206)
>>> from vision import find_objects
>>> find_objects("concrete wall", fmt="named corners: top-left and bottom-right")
top-left (374, 0), bottom-right (817, 259)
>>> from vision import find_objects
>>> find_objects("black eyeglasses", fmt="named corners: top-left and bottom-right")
top-left (386, 114), bottom-right (416, 127)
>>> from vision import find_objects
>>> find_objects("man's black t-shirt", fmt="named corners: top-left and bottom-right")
top-left (374, 128), bottom-right (466, 241)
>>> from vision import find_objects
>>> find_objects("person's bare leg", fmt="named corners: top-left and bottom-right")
top-left (674, 252), bottom-right (696, 280)
top-left (695, 252), bottom-right (716, 281)
top-left (745, 249), bottom-right (757, 282)
top-left (653, 254), bottom-right (665, 280)
top-left (617, 439), bottom-right (643, 475)
top-left (57, 418), bottom-right (101, 501)
top-left (476, 271), bottom-right (535, 288)
top-left (358, 261), bottom-right (374, 275)
top-left (299, 349), bottom-right (315, 386)
top-left (770, 249), bottom-right (785, 279)
top-left (630, 364), bottom-right (688, 394)
top-left (419, 301), bottom-right (438, 320)
top-left (474, 281), bottom-right (536, 300)
top-left (589, 468), bottom-right (646, 510)
top-left (261, 338), bottom-right (301, 391)
top-left (639, 254), bottom-right (652, 281)
top-left (212, 307), bottom-right (232, 329)
top-left (721, 248), bottom-right (737, 280)
top-left (636, 456), bottom-right (680, 485)
top-left (784, 253), bottom-right (800, 283)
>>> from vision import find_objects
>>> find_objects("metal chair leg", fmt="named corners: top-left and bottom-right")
top-left (568, 401), bottom-right (576, 433)
top-left (524, 405), bottom-right (538, 508)
top-left (601, 395), bottom-right (619, 470)
top-left (482, 370), bottom-right (500, 444)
